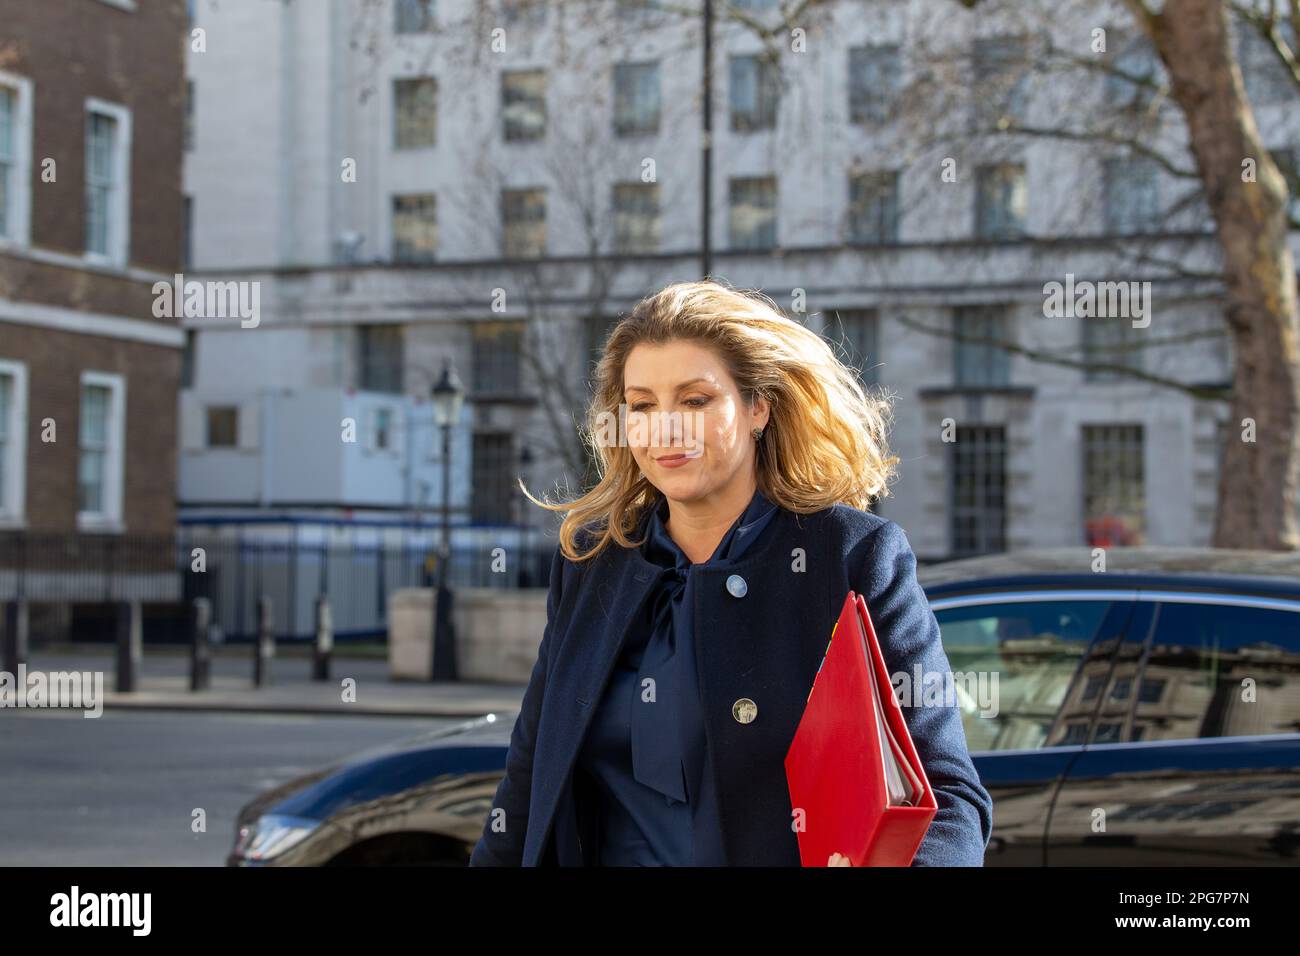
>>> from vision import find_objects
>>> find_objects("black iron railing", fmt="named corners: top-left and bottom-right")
top-left (0, 530), bottom-right (555, 642)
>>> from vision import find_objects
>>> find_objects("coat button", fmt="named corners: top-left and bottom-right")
top-left (725, 573), bottom-right (747, 598)
top-left (732, 698), bottom-right (757, 723)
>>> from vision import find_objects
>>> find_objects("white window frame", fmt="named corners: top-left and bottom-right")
top-left (0, 358), bottom-right (28, 526)
top-left (92, 0), bottom-right (138, 11)
top-left (84, 97), bottom-right (132, 268)
top-left (0, 70), bottom-right (34, 248)
top-left (77, 370), bottom-right (126, 532)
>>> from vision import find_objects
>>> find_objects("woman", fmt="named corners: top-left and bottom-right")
top-left (470, 279), bottom-right (993, 867)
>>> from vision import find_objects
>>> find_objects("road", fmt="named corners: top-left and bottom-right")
top-left (0, 708), bottom-right (466, 865)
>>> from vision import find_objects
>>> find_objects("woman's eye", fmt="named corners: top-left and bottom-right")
top-left (629, 397), bottom-right (707, 411)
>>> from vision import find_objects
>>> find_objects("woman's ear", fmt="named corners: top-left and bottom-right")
top-left (752, 394), bottom-right (771, 431)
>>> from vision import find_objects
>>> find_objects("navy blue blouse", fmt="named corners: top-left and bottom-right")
top-left (576, 485), bottom-right (781, 865)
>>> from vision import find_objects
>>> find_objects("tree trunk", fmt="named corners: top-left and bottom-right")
top-left (1148, 0), bottom-right (1300, 549)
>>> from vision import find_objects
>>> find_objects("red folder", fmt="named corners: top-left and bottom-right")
top-left (784, 590), bottom-right (937, 866)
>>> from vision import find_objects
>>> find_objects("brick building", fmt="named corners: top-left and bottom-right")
top-left (0, 0), bottom-right (186, 637)
top-left (0, 0), bottom-right (186, 536)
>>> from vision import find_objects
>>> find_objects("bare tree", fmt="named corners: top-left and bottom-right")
top-left (932, 0), bottom-right (1300, 548)
top-left (338, 0), bottom-right (1300, 547)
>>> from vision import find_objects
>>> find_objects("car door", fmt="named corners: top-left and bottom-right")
top-left (1047, 593), bottom-right (1300, 864)
top-left (931, 592), bottom-right (1134, 865)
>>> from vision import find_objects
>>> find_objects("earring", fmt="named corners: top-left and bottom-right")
top-left (752, 426), bottom-right (764, 441)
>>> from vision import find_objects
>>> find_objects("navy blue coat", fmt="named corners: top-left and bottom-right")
top-left (469, 502), bottom-right (994, 866)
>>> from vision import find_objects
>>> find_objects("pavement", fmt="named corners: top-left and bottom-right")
top-left (7, 644), bottom-right (527, 719)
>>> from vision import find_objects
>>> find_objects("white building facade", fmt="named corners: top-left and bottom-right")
top-left (180, 0), bottom-right (1300, 561)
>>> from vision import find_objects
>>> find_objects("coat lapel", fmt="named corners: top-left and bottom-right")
top-left (521, 505), bottom-right (816, 866)
top-left (522, 531), bottom-right (662, 866)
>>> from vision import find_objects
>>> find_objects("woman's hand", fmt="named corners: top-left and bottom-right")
top-left (828, 852), bottom-right (852, 866)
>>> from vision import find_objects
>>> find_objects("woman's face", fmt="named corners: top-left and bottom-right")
top-left (622, 339), bottom-right (769, 508)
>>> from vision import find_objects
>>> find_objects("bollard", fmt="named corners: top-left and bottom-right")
top-left (2, 600), bottom-right (30, 675)
top-left (115, 601), bottom-right (142, 694)
top-left (190, 597), bottom-right (212, 692)
top-left (253, 595), bottom-right (274, 688)
top-left (312, 595), bottom-right (332, 682)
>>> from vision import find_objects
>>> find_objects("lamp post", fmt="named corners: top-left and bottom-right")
top-left (430, 362), bottom-right (464, 681)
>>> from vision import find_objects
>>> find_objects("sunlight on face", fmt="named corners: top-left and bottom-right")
top-left (622, 339), bottom-right (766, 507)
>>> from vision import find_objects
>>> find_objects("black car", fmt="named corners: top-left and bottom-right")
top-left (228, 547), bottom-right (1300, 866)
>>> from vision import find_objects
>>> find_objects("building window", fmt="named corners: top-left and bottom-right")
top-left (585, 314), bottom-right (620, 388)
top-left (975, 162), bottom-right (1026, 240)
top-left (501, 187), bottom-right (545, 257)
top-left (502, 69), bottom-right (546, 142)
top-left (954, 305), bottom-right (1010, 387)
top-left (615, 0), bottom-right (662, 21)
top-left (1269, 144), bottom-right (1300, 222)
top-left (1082, 423), bottom-right (1145, 546)
top-left (472, 432), bottom-right (516, 524)
top-left (78, 371), bottom-right (125, 529)
top-left (0, 85), bottom-right (15, 240)
top-left (356, 325), bottom-right (404, 394)
top-left (613, 62), bottom-right (660, 136)
top-left (1103, 157), bottom-right (1160, 234)
top-left (1105, 34), bottom-right (1159, 111)
top-left (206, 406), bottom-right (238, 447)
top-left (729, 54), bottom-right (780, 132)
top-left (394, 77), bottom-right (437, 149)
top-left (85, 100), bottom-right (131, 265)
top-left (847, 170), bottom-right (899, 244)
top-left (182, 195), bottom-right (193, 269)
top-left (950, 424), bottom-right (1007, 556)
top-left (1082, 674), bottom-right (1107, 701)
top-left (729, 176), bottom-right (777, 250)
top-left (0, 359), bottom-right (27, 523)
top-left (848, 45), bottom-right (901, 125)
top-left (1138, 676), bottom-right (1166, 704)
top-left (1082, 316), bottom-right (1144, 382)
top-left (84, 115), bottom-right (114, 252)
top-left (972, 35), bottom-right (1030, 125)
top-left (395, 0), bottom-right (434, 34)
top-left (185, 80), bottom-right (194, 151)
top-left (181, 329), bottom-right (196, 389)
top-left (392, 193), bottom-right (437, 263)
top-left (502, 0), bottom-right (546, 27)
top-left (472, 320), bottom-right (524, 397)
top-left (612, 182), bottom-right (660, 253)
top-left (370, 406), bottom-right (395, 452)
top-left (0, 74), bottom-right (32, 245)
top-left (1238, 21), bottom-right (1296, 106)
top-left (823, 309), bottom-right (880, 386)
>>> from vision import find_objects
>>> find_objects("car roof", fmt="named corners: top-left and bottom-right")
top-left (917, 546), bottom-right (1300, 602)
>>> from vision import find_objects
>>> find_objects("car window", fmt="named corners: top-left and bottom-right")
top-left (1132, 600), bottom-right (1300, 742)
top-left (934, 599), bottom-right (1115, 751)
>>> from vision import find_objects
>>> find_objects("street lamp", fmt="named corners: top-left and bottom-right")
top-left (430, 362), bottom-right (464, 681)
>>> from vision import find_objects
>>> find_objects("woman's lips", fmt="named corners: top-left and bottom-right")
top-left (655, 453), bottom-right (695, 469)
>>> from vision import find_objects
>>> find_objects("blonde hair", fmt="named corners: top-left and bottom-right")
top-left (521, 279), bottom-right (900, 562)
